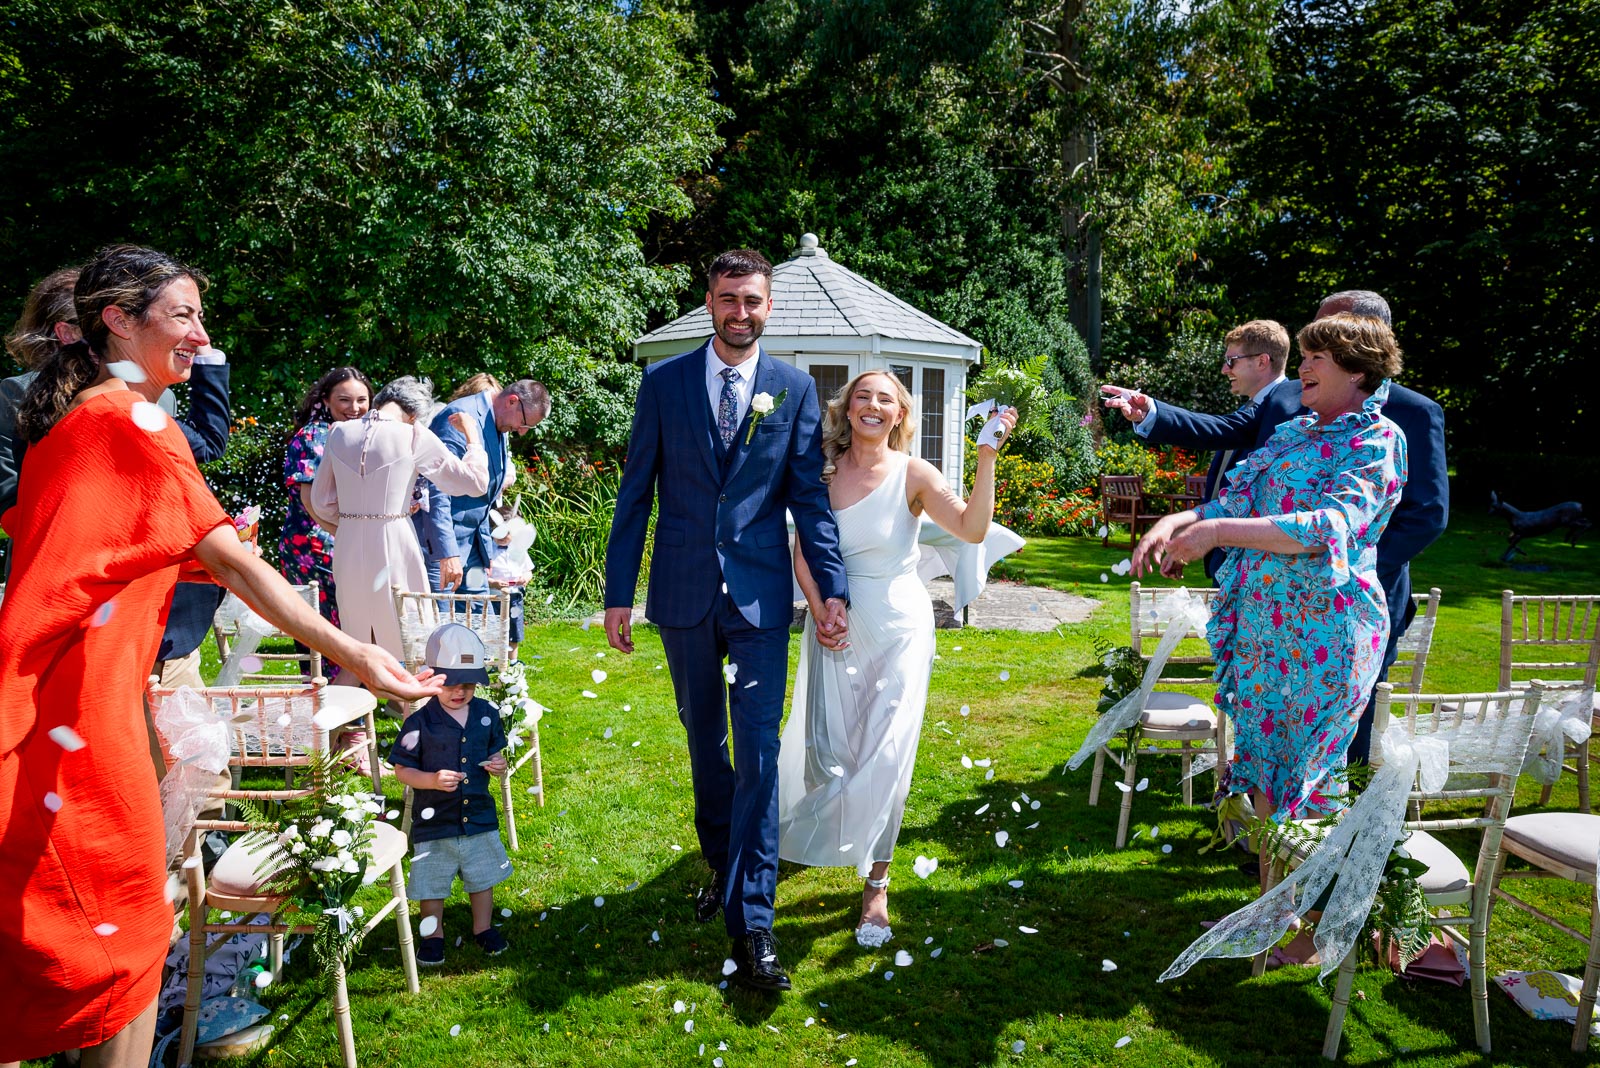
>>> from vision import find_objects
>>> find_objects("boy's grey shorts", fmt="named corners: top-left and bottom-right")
top-left (407, 831), bottom-right (512, 900)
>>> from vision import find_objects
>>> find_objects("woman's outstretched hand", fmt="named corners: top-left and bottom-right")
top-left (1132, 512), bottom-right (1205, 578)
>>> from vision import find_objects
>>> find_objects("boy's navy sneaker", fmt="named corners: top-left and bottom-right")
top-left (475, 928), bottom-right (509, 956)
top-left (417, 936), bottom-right (445, 966)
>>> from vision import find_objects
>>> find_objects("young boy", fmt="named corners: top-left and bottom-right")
top-left (390, 623), bottom-right (512, 965)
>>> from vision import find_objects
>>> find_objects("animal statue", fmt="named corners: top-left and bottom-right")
top-left (1488, 492), bottom-right (1592, 562)
top-left (486, 495), bottom-right (536, 585)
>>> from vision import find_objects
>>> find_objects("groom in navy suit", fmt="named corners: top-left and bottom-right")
top-left (605, 249), bottom-right (849, 992)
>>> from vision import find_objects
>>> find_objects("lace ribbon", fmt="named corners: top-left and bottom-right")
top-left (1160, 709), bottom-right (1537, 985)
top-left (1066, 587), bottom-right (1211, 772)
top-left (212, 593), bottom-right (278, 688)
top-left (153, 686), bottom-right (234, 860)
top-left (1522, 688), bottom-right (1594, 785)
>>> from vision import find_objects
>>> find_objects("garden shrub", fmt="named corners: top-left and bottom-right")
top-left (200, 415), bottom-right (292, 569)
top-left (1102, 329), bottom-right (1233, 417)
top-left (1095, 440), bottom-right (1205, 496)
top-left (516, 450), bottom-right (635, 615)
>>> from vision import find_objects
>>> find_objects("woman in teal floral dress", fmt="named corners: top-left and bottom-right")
top-left (1134, 314), bottom-right (1408, 824)
top-left (278, 366), bottom-right (373, 628)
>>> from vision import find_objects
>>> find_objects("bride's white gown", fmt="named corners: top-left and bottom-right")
top-left (778, 453), bottom-right (935, 877)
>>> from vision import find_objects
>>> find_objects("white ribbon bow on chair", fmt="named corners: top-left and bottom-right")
top-left (1066, 587), bottom-right (1211, 772)
top-left (1523, 688), bottom-right (1594, 785)
top-left (1159, 724), bottom-right (1446, 985)
top-left (153, 686), bottom-right (234, 861)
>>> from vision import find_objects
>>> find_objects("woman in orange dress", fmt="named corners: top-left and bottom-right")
top-left (0, 245), bottom-right (440, 1068)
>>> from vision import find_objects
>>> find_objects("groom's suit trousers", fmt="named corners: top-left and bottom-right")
top-left (659, 591), bottom-right (790, 938)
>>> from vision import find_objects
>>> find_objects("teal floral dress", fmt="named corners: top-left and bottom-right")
top-left (1201, 382), bottom-right (1408, 821)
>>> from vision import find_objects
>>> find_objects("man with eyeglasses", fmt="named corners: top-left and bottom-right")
top-left (1101, 319), bottom-right (1298, 578)
top-left (416, 378), bottom-right (551, 641)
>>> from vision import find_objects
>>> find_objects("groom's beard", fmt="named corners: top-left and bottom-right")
top-left (714, 318), bottom-right (764, 353)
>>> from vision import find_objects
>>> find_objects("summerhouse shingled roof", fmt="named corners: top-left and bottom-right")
top-left (633, 234), bottom-right (981, 350)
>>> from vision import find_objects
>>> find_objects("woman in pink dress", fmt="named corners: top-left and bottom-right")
top-left (310, 376), bottom-right (490, 665)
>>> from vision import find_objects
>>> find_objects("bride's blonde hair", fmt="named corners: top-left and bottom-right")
top-left (821, 369), bottom-right (916, 483)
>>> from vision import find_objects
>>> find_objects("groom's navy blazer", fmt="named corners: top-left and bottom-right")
top-left (605, 341), bottom-right (847, 629)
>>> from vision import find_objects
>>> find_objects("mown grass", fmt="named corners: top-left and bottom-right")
top-left (158, 509), bottom-right (1599, 1066)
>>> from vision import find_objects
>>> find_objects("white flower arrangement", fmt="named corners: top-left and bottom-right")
top-left (484, 659), bottom-right (547, 754)
top-left (239, 758), bottom-right (383, 977)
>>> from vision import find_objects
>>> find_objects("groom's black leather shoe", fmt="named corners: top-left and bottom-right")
top-left (731, 930), bottom-right (791, 993)
top-left (694, 871), bottom-right (725, 924)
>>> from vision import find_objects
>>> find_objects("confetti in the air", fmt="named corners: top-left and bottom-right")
top-left (48, 726), bottom-right (86, 752)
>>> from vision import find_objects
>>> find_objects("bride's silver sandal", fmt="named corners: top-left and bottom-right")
top-left (855, 875), bottom-right (892, 948)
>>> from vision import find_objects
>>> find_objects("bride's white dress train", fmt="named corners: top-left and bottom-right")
top-left (778, 453), bottom-right (934, 888)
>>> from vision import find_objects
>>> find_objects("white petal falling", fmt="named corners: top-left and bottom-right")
top-left (105, 360), bottom-right (147, 383)
top-left (464, 567), bottom-right (486, 588)
top-left (961, 755), bottom-right (973, 769)
top-left (684, 1019), bottom-right (694, 1033)
top-left (1011, 801), bottom-right (1021, 813)
top-left (930, 947), bottom-right (943, 958)
top-left (1019, 926), bottom-right (1038, 934)
top-left (47, 726), bottom-right (87, 752)
top-left (1135, 777), bottom-right (1149, 792)
top-left (959, 704), bottom-right (970, 716)
top-left (1161, 844), bottom-right (1173, 854)
top-left (594, 896), bottom-right (605, 907)
top-left (1113, 781), bottom-right (1132, 793)
top-left (130, 401), bottom-right (168, 432)
top-left (912, 855), bottom-right (939, 878)
top-left (993, 937), bottom-right (1010, 947)
top-left (43, 792), bottom-right (63, 812)
top-left (673, 1000), bottom-right (685, 1014)
top-left (1012, 1040), bottom-right (1026, 1053)
top-left (1150, 825), bottom-right (1160, 838)
top-left (1102, 959), bottom-right (1117, 971)
top-left (1030, 799), bottom-right (1041, 810)
top-left (93, 922), bottom-right (119, 936)
top-left (419, 915), bottom-right (439, 937)
top-left (450, 1025), bottom-right (461, 1037)
top-left (998, 670), bottom-right (1011, 682)
top-left (722, 663), bottom-right (739, 684)
top-left (254, 970), bottom-right (273, 989)
top-left (1008, 879), bottom-right (1024, 888)
top-left (1100, 573), bottom-right (1109, 583)
top-left (592, 669), bottom-right (607, 684)
top-left (722, 958), bottom-right (739, 976)
top-left (90, 601), bottom-right (116, 627)
top-left (974, 803), bottom-right (990, 815)
top-left (994, 829), bottom-right (1010, 847)
top-left (1115, 1036), bottom-right (1132, 1048)
top-left (582, 690), bottom-right (598, 699)
top-left (894, 950), bottom-right (913, 967)
top-left (419, 807), bottom-right (435, 819)
top-left (401, 730), bottom-right (420, 750)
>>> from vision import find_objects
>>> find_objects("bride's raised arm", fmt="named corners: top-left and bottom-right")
top-left (909, 407), bottom-right (1016, 543)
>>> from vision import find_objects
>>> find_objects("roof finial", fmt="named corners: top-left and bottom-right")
top-left (794, 232), bottom-right (826, 258)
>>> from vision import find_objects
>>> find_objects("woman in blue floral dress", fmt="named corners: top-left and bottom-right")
top-left (1134, 314), bottom-right (1408, 825)
top-left (279, 367), bottom-right (374, 630)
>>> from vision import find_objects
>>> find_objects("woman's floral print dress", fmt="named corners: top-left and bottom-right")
top-left (278, 421), bottom-right (340, 626)
top-left (1200, 382), bottom-right (1408, 821)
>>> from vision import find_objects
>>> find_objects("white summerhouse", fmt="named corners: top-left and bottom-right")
top-left (632, 233), bottom-right (983, 486)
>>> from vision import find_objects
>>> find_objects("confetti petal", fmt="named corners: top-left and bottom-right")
top-left (1102, 959), bottom-right (1118, 971)
top-left (582, 690), bottom-right (598, 699)
top-left (883, 970), bottom-right (894, 980)
top-left (685, 1020), bottom-right (694, 1033)
top-left (959, 704), bottom-right (970, 716)
top-left (995, 830), bottom-right (1010, 847)
top-left (1135, 777), bottom-right (1149, 792)
top-left (419, 807), bottom-right (435, 819)
top-left (48, 726), bottom-right (86, 752)
top-left (1100, 573), bottom-right (1109, 583)
top-left (93, 923), bottom-right (119, 936)
top-left (993, 937), bottom-right (1010, 947)
top-left (998, 670), bottom-right (1010, 681)
top-left (1019, 926), bottom-right (1038, 934)
top-left (912, 855), bottom-right (938, 878)
top-left (465, 567), bottom-right (486, 587)
top-left (1115, 1036), bottom-right (1132, 1048)
top-left (90, 601), bottom-right (116, 627)
top-left (42, 792), bottom-right (63, 812)
top-left (1030, 799), bottom-right (1041, 810)
top-left (931, 947), bottom-right (943, 958)
top-left (106, 360), bottom-right (147, 383)
top-left (894, 949), bottom-right (912, 967)
top-left (591, 669), bottom-right (607, 684)
top-left (419, 916), bottom-right (439, 937)
top-left (1113, 781), bottom-right (1132, 793)
top-left (961, 755), bottom-right (973, 769)
top-left (1011, 801), bottom-right (1021, 813)
top-left (974, 803), bottom-right (990, 815)
top-left (722, 958), bottom-right (738, 976)
top-left (594, 896), bottom-right (605, 907)
top-left (1012, 1040), bottom-right (1026, 1053)
top-left (1150, 825), bottom-right (1160, 838)
top-left (673, 999), bottom-right (685, 1013)
top-left (1008, 879), bottom-right (1024, 888)
top-left (722, 663), bottom-right (738, 683)
top-left (254, 970), bottom-right (273, 989)
top-left (450, 1024), bottom-right (462, 1037)
top-left (130, 401), bottom-right (168, 432)
top-left (501, 907), bottom-right (512, 917)
top-left (1161, 844), bottom-right (1173, 854)
top-left (652, 930), bottom-right (660, 942)
top-left (401, 730), bottom-right (420, 750)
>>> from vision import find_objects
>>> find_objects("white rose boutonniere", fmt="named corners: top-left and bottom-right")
top-left (745, 387), bottom-right (787, 444)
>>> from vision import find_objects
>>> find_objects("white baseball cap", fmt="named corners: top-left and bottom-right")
top-left (424, 623), bottom-right (490, 685)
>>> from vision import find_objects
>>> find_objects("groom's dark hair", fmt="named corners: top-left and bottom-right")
top-left (707, 249), bottom-right (772, 289)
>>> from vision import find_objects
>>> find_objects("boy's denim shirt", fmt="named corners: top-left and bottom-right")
top-left (389, 694), bottom-right (507, 843)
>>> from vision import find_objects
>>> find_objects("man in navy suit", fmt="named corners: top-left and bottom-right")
top-left (1104, 291), bottom-right (1448, 762)
top-left (414, 378), bottom-right (549, 641)
top-left (604, 249), bottom-right (849, 993)
top-left (1102, 319), bottom-right (1298, 579)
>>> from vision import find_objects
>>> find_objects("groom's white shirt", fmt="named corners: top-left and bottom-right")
top-left (704, 344), bottom-right (762, 429)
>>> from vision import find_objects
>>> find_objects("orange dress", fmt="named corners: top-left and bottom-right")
top-left (0, 389), bottom-right (229, 1061)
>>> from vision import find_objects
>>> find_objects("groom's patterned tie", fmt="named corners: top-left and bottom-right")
top-left (717, 366), bottom-right (741, 446)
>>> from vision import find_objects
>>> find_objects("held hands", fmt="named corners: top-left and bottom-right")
top-left (448, 411), bottom-right (482, 447)
top-left (814, 597), bottom-right (850, 650)
top-left (430, 769), bottom-right (467, 793)
top-left (1100, 384), bottom-right (1153, 425)
top-left (604, 606), bottom-right (634, 654)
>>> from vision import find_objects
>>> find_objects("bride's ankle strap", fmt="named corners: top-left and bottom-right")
top-left (864, 875), bottom-right (890, 889)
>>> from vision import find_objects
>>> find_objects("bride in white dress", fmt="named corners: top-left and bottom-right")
top-left (779, 369), bottom-right (1015, 946)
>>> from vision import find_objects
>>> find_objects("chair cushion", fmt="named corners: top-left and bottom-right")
top-left (1140, 691), bottom-right (1215, 731)
top-left (1403, 829), bottom-right (1470, 896)
top-left (1502, 812), bottom-right (1600, 877)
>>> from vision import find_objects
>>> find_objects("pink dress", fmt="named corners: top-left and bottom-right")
top-left (310, 412), bottom-right (488, 659)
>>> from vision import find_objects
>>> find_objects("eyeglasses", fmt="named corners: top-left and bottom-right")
top-left (1222, 352), bottom-right (1267, 370)
top-left (514, 395), bottom-right (530, 428)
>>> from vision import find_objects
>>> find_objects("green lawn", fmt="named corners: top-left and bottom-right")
top-left (173, 511), bottom-right (1599, 1066)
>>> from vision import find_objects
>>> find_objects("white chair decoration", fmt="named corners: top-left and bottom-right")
top-left (1499, 591), bottom-right (1600, 810)
top-left (149, 679), bottom-right (417, 1068)
top-left (213, 583), bottom-right (321, 683)
top-left (1162, 683), bottom-right (1543, 1059)
top-left (1081, 583), bottom-right (1223, 849)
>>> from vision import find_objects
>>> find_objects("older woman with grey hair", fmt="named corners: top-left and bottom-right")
top-left (311, 375), bottom-right (491, 673)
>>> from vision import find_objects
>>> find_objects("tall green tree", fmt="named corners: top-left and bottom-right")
top-left (0, 0), bottom-right (724, 448)
top-left (1210, 0), bottom-right (1598, 457)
